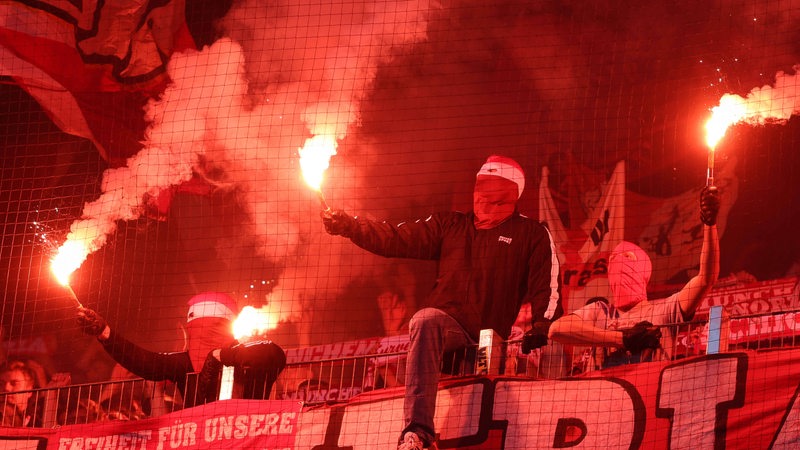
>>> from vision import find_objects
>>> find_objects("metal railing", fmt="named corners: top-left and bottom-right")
top-left (3, 307), bottom-right (800, 427)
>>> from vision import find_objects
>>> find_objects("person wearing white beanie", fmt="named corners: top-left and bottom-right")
top-left (77, 291), bottom-right (286, 407)
top-left (321, 155), bottom-right (563, 450)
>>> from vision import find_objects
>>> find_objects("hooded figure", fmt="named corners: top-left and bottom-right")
top-left (607, 241), bottom-right (652, 311)
top-left (77, 292), bottom-right (286, 408)
top-left (544, 186), bottom-right (721, 371)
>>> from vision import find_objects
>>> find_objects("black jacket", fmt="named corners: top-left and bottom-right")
top-left (101, 330), bottom-right (214, 407)
top-left (347, 210), bottom-right (563, 339)
top-left (100, 333), bottom-right (286, 407)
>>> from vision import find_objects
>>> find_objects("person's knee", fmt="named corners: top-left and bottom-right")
top-left (409, 308), bottom-right (446, 332)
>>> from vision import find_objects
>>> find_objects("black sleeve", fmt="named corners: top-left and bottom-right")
top-left (348, 212), bottom-right (449, 260)
top-left (101, 329), bottom-right (194, 382)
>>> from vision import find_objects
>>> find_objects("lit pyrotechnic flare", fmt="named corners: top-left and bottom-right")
top-left (232, 305), bottom-right (279, 341)
top-left (704, 64), bottom-right (800, 186)
top-left (298, 135), bottom-right (337, 211)
top-left (218, 305), bottom-right (281, 400)
top-left (704, 95), bottom-right (747, 186)
top-left (50, 240), bottom-right (88, 307)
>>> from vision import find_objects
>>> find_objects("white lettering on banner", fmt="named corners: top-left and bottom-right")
top-left (656, 354), bottom-right (745, 450)
top-left (494, 379), bottom-right (643, 449)
top-left (728, 312), bottom-right (800, 343)
top-left (280, 387), bottom-right (363, 402)
top-left (700, 277), bottom-right (800, 316)
top-left (156, 421), bottom-right (197, 449)
top-left (58, 431), bottom-right (153, 450)
top-left (204, 414), bottom-right (296, 442)
top-left (286, 339), bottom-right (380, 363)
top-left (10, 355), bottom-right (800, 449)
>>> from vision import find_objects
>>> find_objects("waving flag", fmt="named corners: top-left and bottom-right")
top-left (632, 158), bottom-right (738, 287)
top-left (540, 157), bottom-right (738, 310)
top-left (539, 160), bottom-right (626, 311)
top-left (0, 0), bottom-right (194, 165)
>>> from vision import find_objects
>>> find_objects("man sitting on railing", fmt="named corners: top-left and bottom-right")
top-left (76, 292), bottom-right (286, 407)
top-left (322, 155), bottom-right (564, 450)
top-left (523, 185), bottom-right (721, 371)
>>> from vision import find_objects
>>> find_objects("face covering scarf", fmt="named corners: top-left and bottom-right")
top-left (607, 241), bottom-right (652, 311)
top-left (186, 318), bottom-right (236, 372)
top-left (473, 176), bottom-right (519, 229)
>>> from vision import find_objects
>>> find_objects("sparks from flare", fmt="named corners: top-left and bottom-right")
top-left (298, 135), bottom-right (337, 211)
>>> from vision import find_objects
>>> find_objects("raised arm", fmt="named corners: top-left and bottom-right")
top-left (675, 186), bottom-right (721, 319)
top-left (77, 306), bottom-right (194, 381)
top-left (321, 209), bottom-right (446, 259)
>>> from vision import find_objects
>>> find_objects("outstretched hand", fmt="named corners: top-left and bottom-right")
top-left (621, 321), bottom-right (662, 353)
top-left (700, 185), bottom-right (720, 226)
top-left (321, 209), bottom-right (357, 237)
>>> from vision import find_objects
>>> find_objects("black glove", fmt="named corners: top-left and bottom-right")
top-left (321, 209), bottom-right (357, 237)
top-left (621, 321), bottom-right (662, 354)
top-left (521, 321), bottom-right (552, 354)
top-left (219, 340), bottom-right (287, 371)
top-left (700, 185), bottom-right (720, 226)
top-left (76, 307), bottom-right (107, 337)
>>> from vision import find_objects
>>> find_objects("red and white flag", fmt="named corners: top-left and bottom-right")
top-left (631, 158), bottom-right (738, 287)
top-left (0, 0), bottom-right (194, 165)
top-left (539, 160), bottom-right (626, 311)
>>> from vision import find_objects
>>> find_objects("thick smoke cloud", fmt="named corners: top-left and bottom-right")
top-left (63, 1), bottom-right (436, 334)
top-left (58, 0), bottom-right (800, 342)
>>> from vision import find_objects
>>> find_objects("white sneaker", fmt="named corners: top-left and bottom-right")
top-left (398, 431), bottom-right (424, 450)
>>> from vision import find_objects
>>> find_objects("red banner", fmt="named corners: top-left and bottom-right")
top-left (4, 348), bottom-right (800, 449)
top-left (0, 400), bottom-right (300, 450)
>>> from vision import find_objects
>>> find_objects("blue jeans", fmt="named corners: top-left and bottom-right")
top-left (401, 308), bottom-right (475, 446)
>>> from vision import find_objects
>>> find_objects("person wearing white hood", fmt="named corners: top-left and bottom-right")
top-left (77, 292), bottom-right (286, 407)
top-left (524, 185), bottom-right (721, 369)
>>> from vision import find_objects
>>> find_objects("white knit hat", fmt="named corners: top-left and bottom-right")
top-left (186, 292), bottom-right (238, 322)
top-left (476, 155), bottom-right (525, 198)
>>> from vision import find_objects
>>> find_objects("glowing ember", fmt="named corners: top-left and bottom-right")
top-left (50, 240), bottom-right (89, 286)
top-left (298, 135), bottom-right (337, 192)
top-left (232, 306), bottom-right (278, 340)
top-left (705, 94), bottom-right (748, 149)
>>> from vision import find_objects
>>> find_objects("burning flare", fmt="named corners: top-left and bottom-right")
top-left (298, 135), bottom-right (337, 210)
top-left (232, 305), bottom-right (279, 341)
top-left (50, 239), bottom-right (88, 307)
top-left (50, 240), bottom-right (89, 286)
top-left (705, 65), bottom-right (800, 149)
top-left (705, 95), bottom-right (748, 150)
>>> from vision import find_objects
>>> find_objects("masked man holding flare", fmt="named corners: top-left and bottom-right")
top-left (523, 185), bottom-right (721, 370)
top-left (321, 155), bottom-right (563, 450)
